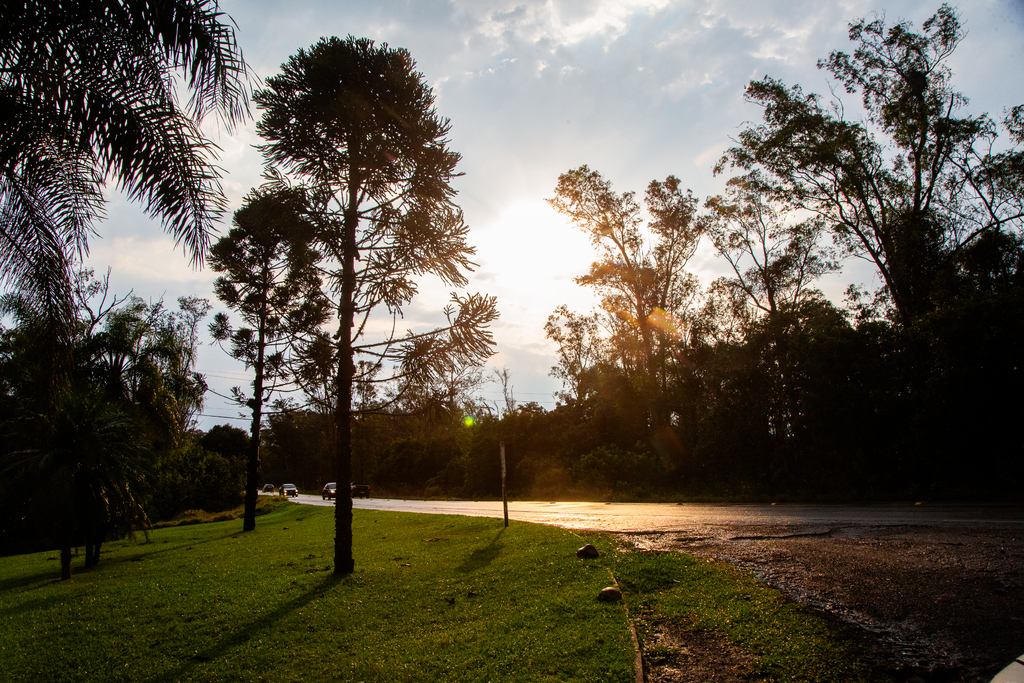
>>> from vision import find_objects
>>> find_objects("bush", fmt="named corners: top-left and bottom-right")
top-left (150, 442), bottom-right (243, 520)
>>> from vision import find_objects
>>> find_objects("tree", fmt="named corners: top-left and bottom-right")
top-left (254, 36), bottom-right (497, 574)
top-left (0, 277), bottom-right (169, 578)
top-left (85, 294), bottom-right (210, 443)
top-left (547, 166), bottom-right (702, 424)
top-left (208, 186), bottom-right (324, 531)
top-left (0, 0), bottom-right (250, 333)
top-left (17, 386), bottom-right (151, 580)
top-left (723, 5), bottom-right (1023, 325)
top-left (544, 305), bottom-right (604, 404)
top-left (703, 174), bottom-right (837, 319)
top-left (197, 423), bottom-right (250, 469)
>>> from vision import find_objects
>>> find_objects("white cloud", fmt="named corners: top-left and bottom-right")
top-left (460, 0), bottom-right (674, 50)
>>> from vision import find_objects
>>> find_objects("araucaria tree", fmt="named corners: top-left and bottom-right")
top-left (254, 36), bottom-right (497, 574)
top-left (208, 186), bottom-right (324, 532)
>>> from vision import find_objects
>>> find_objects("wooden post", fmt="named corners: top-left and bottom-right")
top-left (500, 441), bottom-right (508, 528)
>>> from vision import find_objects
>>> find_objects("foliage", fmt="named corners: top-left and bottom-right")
top-left (703, 174), bottom-right (838, 319)
top-left (572, 443), bottom-right (666, 494)
top-left (196, 423), bottom-right (250, 467)
top-left (545, 305), bottom-right (605, 404)
top-left (722, 4), bottom-right (1023, 326)
top-left (259, 404), bottom-right (334, 490)
top-left (0, 271), bottom-right (214, 576)
top-left (150, 441), bottom-right (243, 521)
top-left (208, 184), bottom-right (324, 530)
top-left (0, 0), bottom-right (249, 330)
top-left (548, 166), bottom-right (702, 427)
top-left (4, 385), bottom-right (152, 578)
top-left (80, 292), bottom-right (210, 441)
top-left (254, 35), bottom-right (497, 573)
top-left (492, 5), bottom-right (1023, 502)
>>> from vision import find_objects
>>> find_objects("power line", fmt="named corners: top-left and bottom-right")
top-left (197, 413), bottom-right (249, 422)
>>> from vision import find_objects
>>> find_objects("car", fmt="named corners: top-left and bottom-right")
top-left (351, 482), bottom-right (371, 498)
top-left (281, 483), bottom-right (298, 498)
top-left (262, 484), bottom-right (275, 493)
top-left (322, 482), bottom-right (337, 500)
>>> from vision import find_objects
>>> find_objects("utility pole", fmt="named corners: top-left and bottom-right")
top-left (500, 441), bottom-right (508, 528)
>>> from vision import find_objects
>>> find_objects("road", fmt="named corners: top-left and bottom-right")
top-left (294, 495), bottom-right (1024, 537)
top-left (291, 495), bottom-right (1024, 681)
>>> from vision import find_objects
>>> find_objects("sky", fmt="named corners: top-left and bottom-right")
top-left (81, 0), bottom-right (1024, 428)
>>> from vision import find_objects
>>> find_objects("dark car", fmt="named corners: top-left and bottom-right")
top-left (281, 483), bottom-right (298, 498)
top-left (261, 484), bottom-right (275, 493)
top-left (351, 482), bottom-right (371, 498)
top-left (322, 482), bottom-right (337, 500)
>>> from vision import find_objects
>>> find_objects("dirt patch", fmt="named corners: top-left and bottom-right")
top-left (622, 524), bottom-right (1024, 682)
top-left (642, 620), bottom-right (761, 683)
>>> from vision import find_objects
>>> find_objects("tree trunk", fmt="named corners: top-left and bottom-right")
top-left (242, 425), bottom-right (260, 532)
top-left (87, 532), bottom-right (102, 567)
top-left (60, 534), bottom-right (72, 580)
top-left (333, 191), bottom-right (358, 576)
top-left (333, 368), bottom-right (354, 574)
top-left (244, 285), bottom-right (269, 532)
top-left (243, 363), bottom-right (264, 532)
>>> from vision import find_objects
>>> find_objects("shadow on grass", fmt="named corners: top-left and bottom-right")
top-left (113, 527), bottom-right (250, 561)
top-left (456, 528), bottom-right (505, 573)
top-left (150, 572), bottom-right (348, 683)
top-left (0, 570), bottom-right (65, 595)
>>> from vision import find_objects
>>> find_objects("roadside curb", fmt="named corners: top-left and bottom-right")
top-left (605, 566), bottom-right (645, 683)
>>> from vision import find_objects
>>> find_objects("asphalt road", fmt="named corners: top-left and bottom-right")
top-left (293, 496), bottom-right (1024, 537)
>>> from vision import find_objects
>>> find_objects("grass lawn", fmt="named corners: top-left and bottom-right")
top-left (0, 501), bottom-right (891, 682)
top-left (0, 502), bottom-right (635, 682)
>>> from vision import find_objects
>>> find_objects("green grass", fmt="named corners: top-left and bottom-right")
top-left (608, 550), bottom-right (890, 682)
top-left (0, 504), bottom-right (635, 682)
top-left (1, 504), bottom-right (890, 682)
top-left (149, 495), bottom-right (282, 528)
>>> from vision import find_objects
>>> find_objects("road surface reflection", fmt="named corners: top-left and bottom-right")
top-left (295, 496), bottom-right (1024, 538)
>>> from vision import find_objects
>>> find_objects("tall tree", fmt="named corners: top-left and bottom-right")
top-left (208, 185), bottom-right (325, 532)
top-left (723, 5), bottom-right (1023, 325)
top-left (548, 166), bottom-right (702, 423)
top-left (254, 36), bottom-right (497, 574)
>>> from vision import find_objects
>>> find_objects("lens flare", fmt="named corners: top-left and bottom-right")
top-left (647, 308), bottom-right (682, 339)
top-left (463, 416), bottom-right (476, 427)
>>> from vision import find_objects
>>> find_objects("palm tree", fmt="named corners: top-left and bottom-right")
top-left (0, 0), bottom-right (250, 338)
top-left (13, 385), bottom-right (152, 579)
top-left (1, 277), bottom-right (200, 578)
